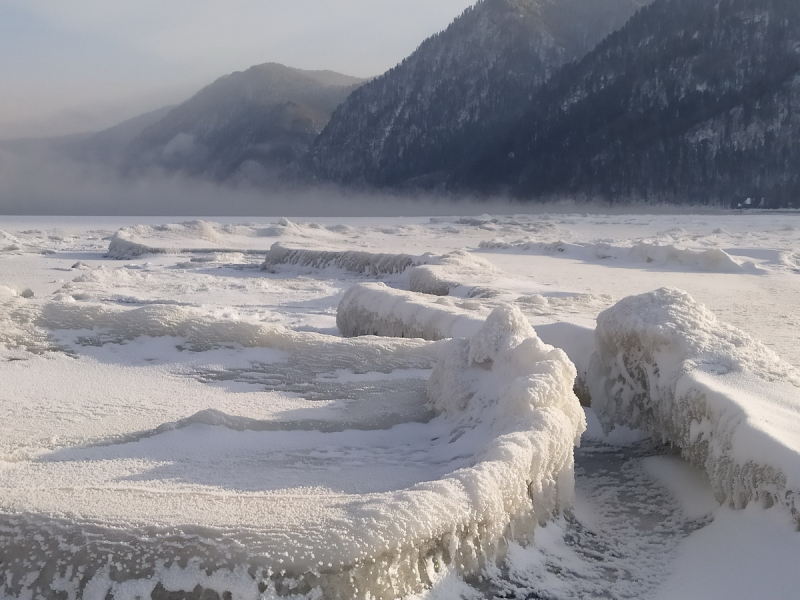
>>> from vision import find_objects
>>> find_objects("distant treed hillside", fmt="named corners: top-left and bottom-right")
top-left (463, 0), bottom-right (800, 205)
top-left (306, 0), bottom-right (649, 189)
top-left (121, 64), bottom-right (365, 184)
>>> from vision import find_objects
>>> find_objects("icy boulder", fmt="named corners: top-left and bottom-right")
top-left (589, 287), bottom-right (800, 516)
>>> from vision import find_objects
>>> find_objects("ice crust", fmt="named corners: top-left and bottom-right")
top-left (0, 298), bottom-right (584, 599)
top-left (588, 288), bottom-right (800, 518)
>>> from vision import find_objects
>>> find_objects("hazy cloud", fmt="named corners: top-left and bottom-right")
top-left (1, 0), bottom-right (475, 139)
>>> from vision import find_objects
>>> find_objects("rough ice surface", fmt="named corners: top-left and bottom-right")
top-left (0, 295), bottom-right (583, 599)
top-left (589, 287), bottom-right (800, 518)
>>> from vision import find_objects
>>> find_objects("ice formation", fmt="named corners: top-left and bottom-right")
top-left (406, 251), bottom-right (502, 297)
top-left (337, 283), bottom-right (594, 385)
top-left (263, 242), bottom-right (424, 275)
top-left (106, 219), bottom-right (319, 258)
top-left (0, 298), bottom-right (584, 599)
top-left (264, 244), bottom-right (500, 297)
top-left (479, 239), bottom-right (757, 273)
top-left (337, 282), bottom-right (485, 341)
top-left (588, 288), bottom-right (800, 518)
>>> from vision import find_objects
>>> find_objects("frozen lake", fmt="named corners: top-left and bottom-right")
top-left (1, 212), bottom-right (799, 599)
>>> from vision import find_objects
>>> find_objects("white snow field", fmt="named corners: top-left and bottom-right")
top-left (1, 212), bottom-right (800, 599)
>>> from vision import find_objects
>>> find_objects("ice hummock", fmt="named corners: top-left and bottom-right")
top-left (264, 244), bottom-right (501, 297)
top-left (337, 283), bottom-right (595, 403)
top-left (0, 298), bottom-right (584, 599)
top-left (588, 287), bottom-right (800, 517)
top-left (263, 242), bottom-right (423, 275)
top-left (337, 282), bottom-right (485, 341)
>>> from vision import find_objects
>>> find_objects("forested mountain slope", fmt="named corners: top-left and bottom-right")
top-left (462, 0), bottom-right (800, 205)
top-left (306, 0), bottom-right (649, 189)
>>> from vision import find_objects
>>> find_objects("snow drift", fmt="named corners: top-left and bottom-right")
top-left (589, 287), bottom-right (800, 518)
top-left (0, 299), bottom-right (584, 599)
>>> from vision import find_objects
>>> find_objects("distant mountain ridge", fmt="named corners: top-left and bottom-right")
top-left (306, 0), bottom-right (650, 188)
top-left (119, 63), bottom-right (365, 183)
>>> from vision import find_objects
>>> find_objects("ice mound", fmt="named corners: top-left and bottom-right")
top-left (479, 239), bottom-right (756, 273)
top-left (0, 301), bottom-right (584, 599)
top-left (263, 242), bottom-right (423, 275)
top-left (337, 282), bottom-right (485, 341)
top-left (589, 288), bottom-right (800, 518)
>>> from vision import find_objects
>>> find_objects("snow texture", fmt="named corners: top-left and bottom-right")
top-left (589, 287), bottom-right (800, 519)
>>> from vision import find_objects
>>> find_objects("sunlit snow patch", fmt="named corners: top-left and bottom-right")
top-left (589, 287), bottom-right (800, 518)
top-left (0, 299), bottom-right (584, 599)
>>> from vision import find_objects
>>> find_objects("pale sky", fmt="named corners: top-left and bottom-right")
top-left (0, 0), bottom-right (476, 140)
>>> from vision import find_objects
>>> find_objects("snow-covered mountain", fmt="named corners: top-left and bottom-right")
top-left (459, 0), bottom-right (800, 206)
top-left (121, 63), bottom-right (365, 183)
top-left (305, 0), bottom-right (650, 188)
